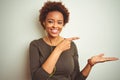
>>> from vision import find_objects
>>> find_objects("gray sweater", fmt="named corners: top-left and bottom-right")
top-left (29, 38), bottom-right (86, 80)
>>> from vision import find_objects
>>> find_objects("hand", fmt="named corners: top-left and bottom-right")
top-left (56, 37), bottom-right (79, 52)
top-left (88, 53), bottom-right (119, 66)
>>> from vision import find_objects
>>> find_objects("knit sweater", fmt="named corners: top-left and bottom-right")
top-left (29, 38), bottom-right (86, 80)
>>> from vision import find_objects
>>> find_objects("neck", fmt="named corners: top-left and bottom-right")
top-left (46, 36), bottom-right (60, 46)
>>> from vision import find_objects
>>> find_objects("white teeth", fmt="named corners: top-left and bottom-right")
top-left (51, 29), bottom-right (58, 33)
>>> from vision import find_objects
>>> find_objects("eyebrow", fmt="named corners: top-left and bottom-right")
top-left (47, 19), bottom-right (63, 21)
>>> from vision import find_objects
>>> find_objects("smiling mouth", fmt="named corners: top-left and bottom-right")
top-left (51, 29), bottom-right (59, 34)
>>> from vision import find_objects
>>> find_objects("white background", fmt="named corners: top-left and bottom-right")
top-left (0, 0), bottom-right (120, 80)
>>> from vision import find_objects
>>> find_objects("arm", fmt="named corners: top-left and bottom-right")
top-left (42, 37), bottom-right (79, 74)
top-left (71, 42), bottom-right (87, 80)
top-left (81, 61), bottom-right (93, 77)
top-left (29, 41), bottom-right (51, 80)
top-left (70, 42), bottom-right (118, 79)
top-left (30, 40), bottom-right (64, 80)
top-left (41, 46), bottom-right (62, 74)
top-left (29, 38), bottom-right (76, 80)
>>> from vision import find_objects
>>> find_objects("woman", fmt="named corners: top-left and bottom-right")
top-left (29, 1), bottom-right (118, 80)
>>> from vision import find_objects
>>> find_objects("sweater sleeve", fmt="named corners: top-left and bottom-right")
top-left (71, 42), bottom-right (87, 80)
top-left (29, 40), bottom-right (50, 80)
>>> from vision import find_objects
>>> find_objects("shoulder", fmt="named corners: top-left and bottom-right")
top-left (30, 38), bottom-right (43, 47)
top-left (71, 41), bottom-right (78, 55)
top-left (71, 41), bottom-right (77, 48)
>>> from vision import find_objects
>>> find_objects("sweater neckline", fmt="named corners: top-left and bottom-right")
top-left (40, 38), bottom-right (56, 47)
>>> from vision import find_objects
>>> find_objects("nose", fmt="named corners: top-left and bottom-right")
top-left (53, 22), bottom-right (58, 28)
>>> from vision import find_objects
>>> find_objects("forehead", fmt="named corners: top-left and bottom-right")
top-left (46, 11), bottom-right (64, 20)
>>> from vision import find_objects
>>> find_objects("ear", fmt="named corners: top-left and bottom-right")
top-left (43, 22), bottom-right (46, 29)
top-left (43, 22), bottom-right (45, 26)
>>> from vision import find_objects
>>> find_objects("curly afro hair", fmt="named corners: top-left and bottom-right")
top-left (39, 1), bottom-right (69, 29)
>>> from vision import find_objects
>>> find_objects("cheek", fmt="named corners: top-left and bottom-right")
top-left (59, 27), bottom-right (63, 32)
top-left (45, 27), bottom-right (50, 32)
top-left (44, 24), bottom-right (51, 29)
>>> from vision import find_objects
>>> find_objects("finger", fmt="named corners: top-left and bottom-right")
top-left (105, 57), bottom-right (119, 61)
top-left (101, 57), bottom-right (118, 62)
top-left (66, 37), bottom-right (80, 41)
top-left (97, 53), bottom-right (104, 57)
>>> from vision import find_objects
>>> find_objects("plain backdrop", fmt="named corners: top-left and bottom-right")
top-left (0, 0), bottom-right (120, 80)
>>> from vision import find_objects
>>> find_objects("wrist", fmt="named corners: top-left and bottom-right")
top-left (54, 47), bottom-right (63, 54)
top-left (88, 59), bottom-right (95, 67)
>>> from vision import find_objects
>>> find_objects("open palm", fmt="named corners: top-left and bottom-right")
top-left (89, 54), bottom-right (119, 66)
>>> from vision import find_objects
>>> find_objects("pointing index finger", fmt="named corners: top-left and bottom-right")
top-left (66, 37), bottom-right (80, 41)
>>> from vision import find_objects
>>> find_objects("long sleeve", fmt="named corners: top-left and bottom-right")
top-left (71, 42), bottom-right (87, 80)
top-left (29, 40), bottom-right (50, 80)
top-left (29, 39), bottom-right (87, 80)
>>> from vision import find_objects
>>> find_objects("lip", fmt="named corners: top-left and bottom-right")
top-left (51, 29), bottom-right (59, 34)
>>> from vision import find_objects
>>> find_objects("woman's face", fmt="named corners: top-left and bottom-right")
top-left (43, 11), bottom-right (64, 38)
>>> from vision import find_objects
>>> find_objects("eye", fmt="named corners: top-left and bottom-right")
top-left (48, 20), bottom-right (54, 24)
top-left (58, 21), bottom-right (63, 25)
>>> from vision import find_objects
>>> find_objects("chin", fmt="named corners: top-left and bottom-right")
top-left (50, 34), bottom-right (59, 38)
top-left (52, 35), bottom-right (59, 38)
